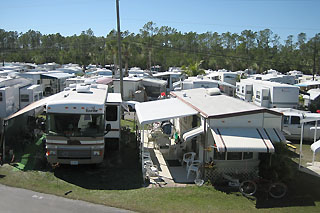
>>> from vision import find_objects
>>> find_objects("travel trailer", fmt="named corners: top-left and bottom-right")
top-left (236, 79), bottom-right (299, 108)
top-left (153, 72), bottom-right (182, 93)
top-left (45, 83), bottom-right (121, 165)
top-left (135, 88), bottom-right (285, 182)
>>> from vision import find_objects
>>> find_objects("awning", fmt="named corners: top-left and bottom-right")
top-left (96, 77), bottom-right (113, 85)
top-left (210, 128), bottom-right (275, 153)
top-left (183, 126), bottom-right (204, 142)
top-left (264, 128), bottom-right (286, 143)
top-left (311, 140), bottom-right (320, 153)
top-left (136, 98), bottom-right (198, 125)
top-left (4, 93), bottom-right (59, 121)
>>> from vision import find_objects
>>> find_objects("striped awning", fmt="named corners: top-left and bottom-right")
top-left (210, 128), bottom-right (281, 153)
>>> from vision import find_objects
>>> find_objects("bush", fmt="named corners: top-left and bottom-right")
top-left (259, 143), bottom-right (295, 182)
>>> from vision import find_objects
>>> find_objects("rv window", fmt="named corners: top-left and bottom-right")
top-left (246, 90), bottom-right (252, 95)
top-left (306, 121), bottom-right (316, 126)
top-left (0, 92), bottom-right (2, 101)
top-left (256, 91), bottom-right (261, 99)
top-left (106, 105), bottom-right (118, 121)
top-left (284, 116), bottom-right (289, 124)
top-left (34, 94), bottom-right (38, 101)
top-left (262, 96), bottom-right (269, 101)
top-left (47, 113), bottom-right (104, 137)
top-left (243, 152), bottom-right (253, 160)
top-left (291, 116), bottom-right (300, 124)
top-left (213, 148), bottom-right (226, 160)
top-left (241, 86), bottom-right (244, 93)
top-left (236, 85), bottom-right (240, 92)
top-left (21, 94), bottom-right (29, 102)
top-left (227, 152), bottom-right (242, 160)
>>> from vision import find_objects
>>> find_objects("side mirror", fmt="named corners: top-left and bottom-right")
top-left (105, 124), bottom-right (111, 134)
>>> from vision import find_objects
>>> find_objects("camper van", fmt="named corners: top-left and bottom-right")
top-left (45, 83), bottom-right (121, 165)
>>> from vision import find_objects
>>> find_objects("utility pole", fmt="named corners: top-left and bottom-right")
top-left (313, 37), bottom-right (316, 80)
top-left (116, 0), bottom-right (123, 98)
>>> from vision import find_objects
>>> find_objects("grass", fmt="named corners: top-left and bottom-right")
top-left (290, 141), bottom-right (320, 167)
top-left (121, 118), bottom-right (136, 133)
top-left (1, 133), bottom-right (320, 212)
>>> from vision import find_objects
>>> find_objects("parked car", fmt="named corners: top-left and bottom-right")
top-left (272, 108), bottom-right (320, 141)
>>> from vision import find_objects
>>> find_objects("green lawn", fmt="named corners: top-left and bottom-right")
top-left (1, 132), bottom-right (320, 212)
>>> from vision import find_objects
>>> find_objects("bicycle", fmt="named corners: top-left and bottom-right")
top-left (239, 177), bottom-right (287, 199)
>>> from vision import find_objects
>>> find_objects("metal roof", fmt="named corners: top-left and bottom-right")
top-left (171, 88), bottom-right (281, 118)
top-left (136, 98), bottom-right (198, 125)
top-left (107, 93), bottom-right (122, 103)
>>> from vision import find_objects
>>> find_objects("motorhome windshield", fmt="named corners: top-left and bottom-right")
top-left (47, 113), bottom-right (104, 137)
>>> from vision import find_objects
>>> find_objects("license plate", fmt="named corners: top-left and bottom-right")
top-left (70, 161), bottom-right (78, 165)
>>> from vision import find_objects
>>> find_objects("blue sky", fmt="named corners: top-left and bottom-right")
top-left (1, 0), bottom-right (320, 42)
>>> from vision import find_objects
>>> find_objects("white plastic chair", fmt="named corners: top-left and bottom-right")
top-left (187, 160), bottom-right (201, 179)
top-left (182, 152), bottom-right (196, 170)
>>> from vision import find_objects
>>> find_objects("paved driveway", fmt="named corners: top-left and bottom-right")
top-left (0, 184), bottom-right (133, 213)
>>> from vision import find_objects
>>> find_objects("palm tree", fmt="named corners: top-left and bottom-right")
top-left (181, 60), bottom-right (206, 77)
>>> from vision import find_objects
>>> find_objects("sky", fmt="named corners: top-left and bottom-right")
top-left (1, 0), bottom-right (320, 42)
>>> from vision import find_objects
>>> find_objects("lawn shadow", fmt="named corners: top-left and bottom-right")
top-left (255, 160), bottom-right (320, 209)
top-left (53, 142), bottom-right (143, 190)
top-left (213, 158), bottom-right (320, 209)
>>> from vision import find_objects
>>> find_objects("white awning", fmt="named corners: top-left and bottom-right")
top-left (183, 126), bottom-right (204, 142)
top-left (5, 93), bottom-right (59, 121)
top-left (136, 98), bottom-right (198, 125)
top-left (311, 140), bottom-right (320, 153)
top-left (210, 128), bottom-right (275, 153)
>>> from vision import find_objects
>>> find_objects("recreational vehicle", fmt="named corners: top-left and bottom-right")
top-left (45, 83), bottom-right (121, 165)
top-left (237, 79), bottom-right (299, 108)
top-left (136, 88), bottom-right (285, 182)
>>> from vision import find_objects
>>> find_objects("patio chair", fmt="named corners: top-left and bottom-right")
top-left (182, 152), bottom-right (196, 170)
top-left (187, 160), bottom-right (201, 179)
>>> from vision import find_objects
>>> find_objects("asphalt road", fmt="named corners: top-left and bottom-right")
top-left (0, 184), bottom-right (133, 213)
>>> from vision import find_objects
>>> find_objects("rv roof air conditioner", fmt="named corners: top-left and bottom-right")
top-left (206, 88), bottom-right (221, 96)
top-left (76, 84), bottom-right (92, 93)
top-left (84, 79), bottom-right (95, 85)
top-left (90, 84), bottom-right (98, 88)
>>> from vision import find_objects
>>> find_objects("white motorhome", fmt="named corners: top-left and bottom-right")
top-left (45, 83), bottom-right (121, 165)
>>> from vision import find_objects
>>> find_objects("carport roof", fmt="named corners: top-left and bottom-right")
top-left (135, 98), bottom-right (198, 125)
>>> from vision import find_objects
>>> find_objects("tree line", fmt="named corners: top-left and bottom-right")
top-left (0, 21), bottom-right (319, 74)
